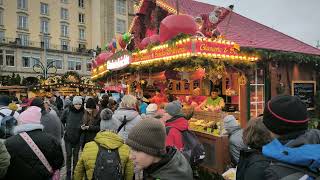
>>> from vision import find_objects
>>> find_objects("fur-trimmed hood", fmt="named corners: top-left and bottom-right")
top-left (13, 124), bottom-right (43, 135)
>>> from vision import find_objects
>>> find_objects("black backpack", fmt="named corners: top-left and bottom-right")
top-left (92, 142), bottom-right (124, 180)
top-left (166, 126), bottom-right (205, 166)
top-left (0, 110), bottom-right (17, 139)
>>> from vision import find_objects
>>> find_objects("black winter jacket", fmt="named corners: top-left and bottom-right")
top-left (61, 106), bottom-right (84, 145)
top-left (80, 111), bottom-right (101, 148)
top-left (236, 148), bottom-right (270, 180)
top-left (4, 124), bottom-right (64, 180)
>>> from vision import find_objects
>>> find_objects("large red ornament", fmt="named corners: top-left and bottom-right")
top-left (159, 15), bottom-right (198, 43)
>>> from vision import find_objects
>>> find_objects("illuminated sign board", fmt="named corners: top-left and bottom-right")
top-left (107, 55), bottom-right (131, 71)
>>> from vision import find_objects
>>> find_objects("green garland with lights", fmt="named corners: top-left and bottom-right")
top-left (93, 56), bottom-right (255, 81)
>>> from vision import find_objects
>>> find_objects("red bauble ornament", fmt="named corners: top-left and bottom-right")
top-left (159, 15), bottom-right (198, 43)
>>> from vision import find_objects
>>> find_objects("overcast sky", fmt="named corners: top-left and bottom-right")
top-left (196, 0), bottom-right (320, 47)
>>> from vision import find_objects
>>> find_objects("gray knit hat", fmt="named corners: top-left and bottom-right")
top-left (73, 96), bottom-right (82, 105)
top-left (126, 118), bottom-right (166, 157)
top-left (165, 100), bottom-right (182, 116)
top-left (100, 108), bottom-right (119, 131)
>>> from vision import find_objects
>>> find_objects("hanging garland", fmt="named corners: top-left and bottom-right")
top-left (93, 56), bottom-right (255, 82)
top-left (241, 47), bottom-right (320, 65)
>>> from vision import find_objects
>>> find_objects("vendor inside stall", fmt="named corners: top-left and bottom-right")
top-left (200, 88), bottom-right (225, 111)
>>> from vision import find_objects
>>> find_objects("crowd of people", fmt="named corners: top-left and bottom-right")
top-left (0, 92), bottom-right (319, 180)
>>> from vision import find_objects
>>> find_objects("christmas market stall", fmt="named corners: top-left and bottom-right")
top-left (91, 0), bottom-right (320, 174)
top-left (31, 71), bottom-right (101, 97)
top-left (90, 5), bottom-right (259, 176)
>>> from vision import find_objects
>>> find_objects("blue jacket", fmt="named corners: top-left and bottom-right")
top-left (263, 129), bottom-right (320, 173)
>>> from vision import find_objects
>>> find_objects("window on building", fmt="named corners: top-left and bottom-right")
top-left (61, 0), bottom-right (68, 3)
top-left (79, 28), bottom-right (85, 40)
top-left (76, 61), bottom-right (81, 70)
top-left (42, 36), bottom-right (50, 49)
top-left (18, 34), bottom-right (29, 46)
top-left (61, 8), bottom-right (68, 20)
top-left (22, 56), bottom-right (39, 68)
top-left (0, 50), bottom-right (3, 66)
top-left (86, 60), bottom-right (91, 71)
top-left (0, 10), bottom-right (3, 25)
top-left (68, 60), bottom-right (75, 70)
top-left (17, 0), bottom-right (27, 10)
top-left (40, 20), bottom-right (49, 33)
top-left (249, 67), bottom-right (265, 118)
top-left (116, 19), bottom-right (126, 34)
top-left (78, 0), bottom-right (84, 8)
top-left (5, 50), bottom-right (15, 66)
top-left (18, 15), bottom-right (28, 30)
top-left (47, 58), bottom-right (62, 70)
top-left (116, 0), bottom-right (126, 15)
top-left (68, 59), bottom-right (81, 70)
top-left (61, 24), bottom-right (68, 37)
top-left (61, 40), bottom-right (69, 50)
top-left (40, 3), bottom-right (49, 15)
top-left (79, 13), bottom-right (85, 23)
top-left (0, 31), bottom-right (4, 42)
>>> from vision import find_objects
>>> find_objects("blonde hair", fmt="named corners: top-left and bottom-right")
top-left (120, 95), bottom-right (137, 108)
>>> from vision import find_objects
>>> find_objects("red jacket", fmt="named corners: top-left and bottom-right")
top-left (165, 116), bottom-right (189, 151)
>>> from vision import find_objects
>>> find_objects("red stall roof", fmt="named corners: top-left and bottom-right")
top-left (134, 0), bottom-right (320, 56)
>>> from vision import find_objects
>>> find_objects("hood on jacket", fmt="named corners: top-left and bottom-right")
top-left (13, 124), bottom-right (43, 135)
top-left (284, 129), bottom-right (320, 148)
top-left (112, 108), bottom-right (140, 123)
top-left (165, 116), bottom-right (188, 131)
top-left (94, 131), bottom-right (124, 149)
top-left (147, 147), bottom-right (193, 180)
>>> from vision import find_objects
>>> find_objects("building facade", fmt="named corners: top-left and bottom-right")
top-left (0, 0), bottom-right (135, 79)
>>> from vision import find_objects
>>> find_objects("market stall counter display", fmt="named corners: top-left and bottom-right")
top-left (186, 109), bottom-right (234, 174)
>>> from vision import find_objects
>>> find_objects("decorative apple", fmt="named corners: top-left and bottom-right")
top-left (159, 14), bottom-right (198, 43)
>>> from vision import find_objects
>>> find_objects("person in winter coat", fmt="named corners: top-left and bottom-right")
top-left (236, 116), bottom-right (273, 180)
top-left (261, 95), bottom-right (320, 179)
top-left (164, 101), bottom-right (188, 150)
top-left (126, 118), bottom-right (193, 180)
top-left (112, 95), bottom-right (141, 141)
top-left (80, 98), bottom-right (101, 149)
top-left (141, 103), bottom-right (160, 119)
top-left (31, 98), bottom-right (64, 143)
top-left (223, 115), bottom-right (247, 164)
top-left (61, 96), bottom-right (85, 180)
top-left (4, 106), bottom-right (64, 180)
top-left (0, 95), bottom-right (19, 139)
top-left (74, 108), bottom-right (134, 180)
top-left (0, 140), bottom-right (10, 179)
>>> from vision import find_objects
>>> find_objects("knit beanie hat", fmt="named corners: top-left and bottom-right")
top-left (18, 106), bottom-right (42, 125)
top-left (263, 95), bottom-right (308, 135)
top-left (73, 96), bottom-right (83, 105)
top-left (126, 118), bottom-right (166, 157)
top-left (223, 115), bottom-right (239, 132)
top-left (146, 103), bottom-right (158, 114)
top-left (100, 108), bottom-right (119, 131)
top-left (30, 97), bottom-right (45, 109)
top-left (86, 98), bottom-right (96, 109)
top-left (165, 100), bottom-right (182, 116)
top-left (0, 95), bottom-right (10, 106)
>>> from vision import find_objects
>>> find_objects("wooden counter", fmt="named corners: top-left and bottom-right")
top-left (192, 131), bottom-right (231, 174)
